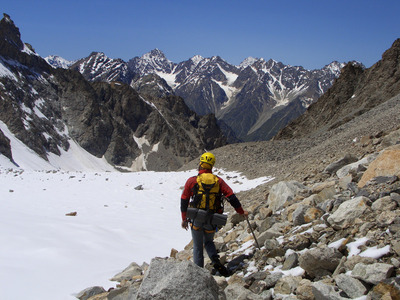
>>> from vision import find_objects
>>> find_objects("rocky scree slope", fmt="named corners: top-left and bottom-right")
top-left (0, 14), bottom-right (226, 171)
top-left (78, 112), bottom-right (400, 300)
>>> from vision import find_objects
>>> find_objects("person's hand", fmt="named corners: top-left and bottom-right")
top-left (243, 210), bottom-right (249, 218)
top-left (181, 219), bottom-right (189, 230)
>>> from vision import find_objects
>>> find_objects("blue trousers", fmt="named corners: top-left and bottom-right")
top-left (191, 228), bottom-right (218, 267)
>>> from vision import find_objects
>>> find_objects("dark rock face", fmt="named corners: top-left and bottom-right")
top-left (0, 14), bottom-right (227, 171)
top-left (130, 73), bottom-right (174, 98)
top-left (275, 38), bottom-right (400, 140)
top-left (0, 129), bottom-right (12, 161)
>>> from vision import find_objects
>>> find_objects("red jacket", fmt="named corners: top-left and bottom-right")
top-left (180, 169), bottom-right (244, 220)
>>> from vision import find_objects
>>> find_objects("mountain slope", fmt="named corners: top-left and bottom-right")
top-left (275, 38), bottom-right (400, 140)
top-left (0, 13), bottom-right (226, 171)
top-left (71, 49), bottom-right (344, 142)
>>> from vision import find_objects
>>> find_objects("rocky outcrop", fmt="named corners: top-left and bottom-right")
top-left (0, 129), bottom-right (12, 161)
top-left (79, 131), bottom-right (400, 299)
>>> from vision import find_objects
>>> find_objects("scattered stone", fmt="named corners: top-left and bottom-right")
top-left (66, 211), bottom-right (77, 216)
top-left (299, 246), bottom-right (343, 278)
top-left (334, 273), bottom-right (367, 298)
top-left (76, 286), bottom-right (106, 300)
top-left (110, 262), bottom-right (142, 282)
top-left (352, 262), bottom-right (394, 285)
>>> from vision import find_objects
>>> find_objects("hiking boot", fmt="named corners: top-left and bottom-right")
top-left (212, 259), bottom-right (231, 277)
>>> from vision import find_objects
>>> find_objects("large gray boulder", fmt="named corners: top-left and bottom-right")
top-left (136, 257), bottom-right (220, 300)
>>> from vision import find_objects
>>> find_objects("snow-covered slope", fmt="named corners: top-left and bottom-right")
top-left (0, 160), bottom-right (272, 300)
top-left (0, 121), bottom-right (115, 172)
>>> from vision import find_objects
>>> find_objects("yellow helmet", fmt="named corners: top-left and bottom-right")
top-left (199, 152), bottom-right (216, 169)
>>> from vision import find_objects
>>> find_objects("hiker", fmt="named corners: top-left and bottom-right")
top-left (180, 152), bottom-right (248, 276)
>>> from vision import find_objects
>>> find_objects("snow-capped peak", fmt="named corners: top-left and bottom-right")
top-left (142, 49), bottom-right (169, 62)
top-left (239, 57), bottom-right (258, 69)
top-left (44, 55), bottom-right (76, 69)
top-left (190, 55), bottom-right (203, 67)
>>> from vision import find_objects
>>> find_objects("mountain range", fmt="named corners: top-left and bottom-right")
top-left (0, 13), bottom-right (226, 171)
top-left (57, 49), bottom-right (345, 142)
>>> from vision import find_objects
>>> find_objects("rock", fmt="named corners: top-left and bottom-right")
top-left (292, 205), bottom-right (310, 226)
top-left (224, 283), bottom-right (263, 300)
top-left (334, 273), bottom-right (367, 298)
top-left (282, 252), bottom-right (299, 270)
top-left (377, 210), bottom-right (399, 225)
top-left (311, 180), bottom-right (336, 193)
top-left (381, 128), bottom-right (400, 148)
top-left (369, 278), bottom-right (400, 300)
top-left (327, 196), bottom-right (370, 229)
top-left (267, 181), bottom-right (309, 213)
top-left (249, 279), bottom-right (267, 294)
top-left (358, 144), bottom-right (400, 188)
top-left (274, 275), bottom-right (302, 294)
top-left (264, 239), bottom-right (279, 251)
top-left (66, 211), bottom-right (77, 216)
top-left (338, 174), bottom-right (352, 190)
top-left (371, 195), bottom-right (397, 211)
top-left (110, 262), bottom-right (143, 282)
top-left (311, 281), bottom-right (346, 300)
top-left (135, 258), bottom-right (220, 300)
top-left (76, 286), bottom-right (106, 300)
top-left (316, 186), bottom-right (337, 204)
top-left (264, 272), bottom-right (284, 288)
top-left (336, 153), bottom-right (378, 178)
top-left (107, 285), bottom-right (138, 300)
top-left (324, 154), bottom-right (358, 175)
top-left (304, 207), bottom-right (324, 223)
top-left (258, 207), bottom-right (272, 220)
top-left (257, 229), bottom-right (281, 246)
top-left (296, 279), bottom-right (314, 300)
top-left (285, 234), bottom-right (311, 252)
top-left (299, 246), bottom-right (343, 278)
top-left (343, 256), bottom-right (377, 271)
top-left (352, 262), bottom-right (394, 285)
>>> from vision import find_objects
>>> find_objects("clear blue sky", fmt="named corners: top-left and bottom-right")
top-left (2, 0), bottom-right (399, 69)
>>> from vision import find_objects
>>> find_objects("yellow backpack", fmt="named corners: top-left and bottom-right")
top-left (190, 173), bottom-right (222, 212)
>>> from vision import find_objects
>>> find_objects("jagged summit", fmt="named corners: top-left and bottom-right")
top-left (68, 47), bottom-right (345, 141)
top-left (0, 13), bottom-right (24, 51)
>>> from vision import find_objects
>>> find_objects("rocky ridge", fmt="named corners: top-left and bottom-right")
top-left (69, 49), bottom-right (345, 142)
